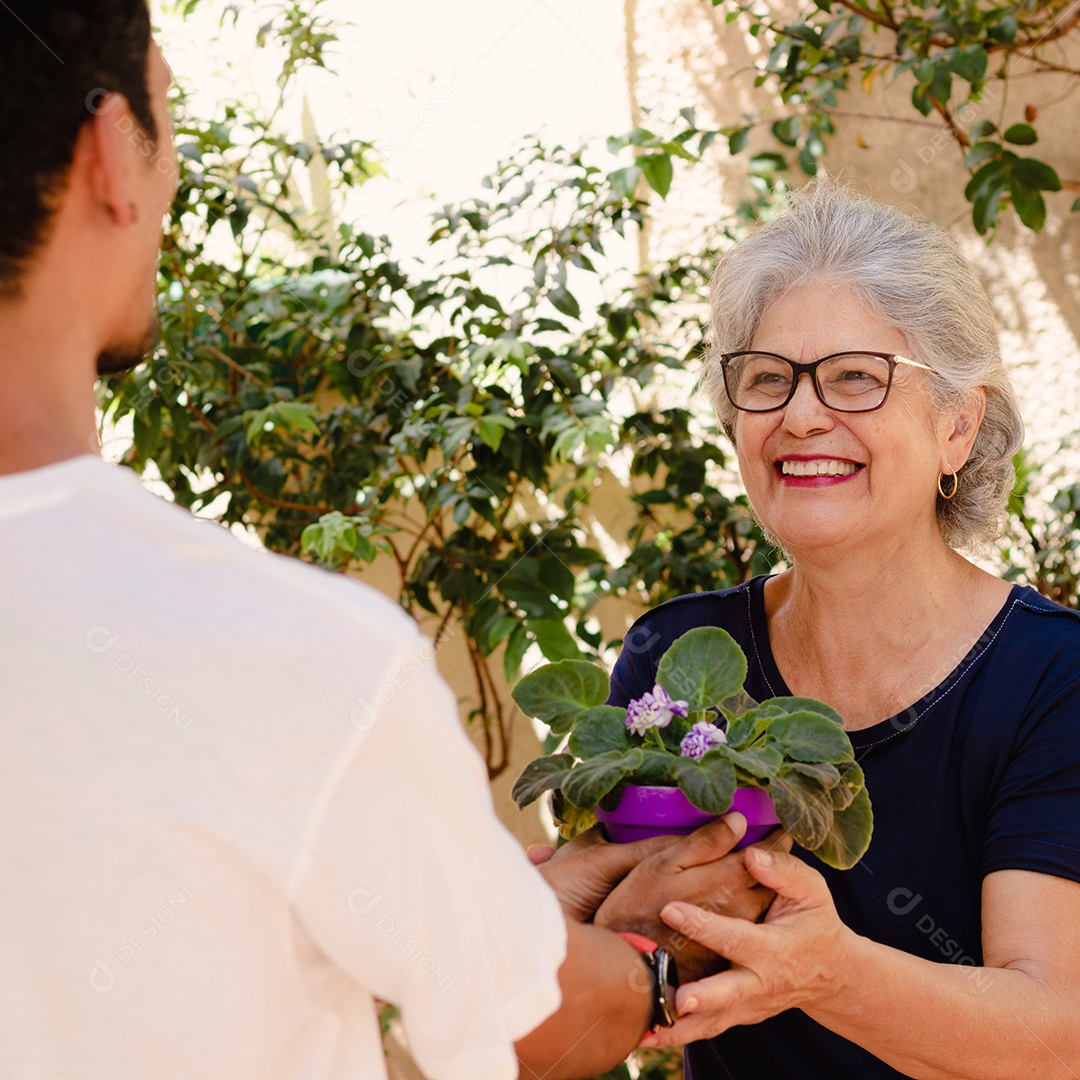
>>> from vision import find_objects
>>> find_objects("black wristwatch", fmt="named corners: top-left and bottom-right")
top-left (642, 945), bottom-right (680, 1029)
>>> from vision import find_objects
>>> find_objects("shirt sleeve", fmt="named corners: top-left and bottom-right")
top-left (291, 642), bottom-right (566, 1080)
top-left (982, 668), bottom-right (1080, 885)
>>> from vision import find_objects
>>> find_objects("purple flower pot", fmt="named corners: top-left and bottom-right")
top-left (595, 784), bottom-right (780, 846)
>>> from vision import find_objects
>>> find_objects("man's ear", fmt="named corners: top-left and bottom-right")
top-left (944, 387), bottom-right (986, 469)
top-left (85, 92), bottom-right (138, 228)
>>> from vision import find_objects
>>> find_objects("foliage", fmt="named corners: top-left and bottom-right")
top-left (102, 4), bottom-right (775, 781)
top-left (1000, 445), bottom-right (1080, 607)
top-left (703, 0), bottom-right (1080, 234)
top-left (512, 627), bottom-right (873, 869)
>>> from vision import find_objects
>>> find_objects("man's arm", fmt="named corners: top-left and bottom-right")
top-left (514, 920), bottom-right (653, 1079)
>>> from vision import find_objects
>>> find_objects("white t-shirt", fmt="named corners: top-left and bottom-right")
top-left (0, 455), bottom-right (565, 1080)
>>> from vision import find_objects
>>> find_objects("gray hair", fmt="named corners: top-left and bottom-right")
top-left (701, 179), bottom-right (1024, 550)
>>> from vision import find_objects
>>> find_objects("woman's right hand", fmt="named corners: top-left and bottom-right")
top-left (642, 844), bottom-right (854, 1046)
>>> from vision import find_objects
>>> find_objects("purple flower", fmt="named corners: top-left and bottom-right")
top-left (680, 721), bottom-right (728, 760)
top-left (625, 684), bottom-right (690, 736)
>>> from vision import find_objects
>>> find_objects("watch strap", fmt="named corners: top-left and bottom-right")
top-left (617, 932), bottom-right (679, 1030)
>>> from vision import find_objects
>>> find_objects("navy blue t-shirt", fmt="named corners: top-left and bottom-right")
top-left (609, 576), bottom-right (1080, 1080)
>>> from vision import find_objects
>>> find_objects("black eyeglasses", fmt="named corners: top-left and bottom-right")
top-left (719, 351), bottom-right (938, 414)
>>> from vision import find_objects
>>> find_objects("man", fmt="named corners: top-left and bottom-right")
top-left (0, 4), bottom-right (775, 1077)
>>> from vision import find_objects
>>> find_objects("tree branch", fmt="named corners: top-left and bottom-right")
top-left (238, 467), bottom-right (330, 514)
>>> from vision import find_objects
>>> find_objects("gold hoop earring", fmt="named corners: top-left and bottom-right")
top-left (938, 468), bottom-right (959, 500)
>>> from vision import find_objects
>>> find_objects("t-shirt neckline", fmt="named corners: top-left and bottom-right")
top-left (745, 574), bottom-right (1024, 748)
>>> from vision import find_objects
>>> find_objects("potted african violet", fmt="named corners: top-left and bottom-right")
top-left (511, 626), bottom-right (872, 870)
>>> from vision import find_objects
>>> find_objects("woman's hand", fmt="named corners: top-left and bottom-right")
top-left (643, 845), bottom-right (857, 1047)
top-left (592, 817), bottom-right (791, 982)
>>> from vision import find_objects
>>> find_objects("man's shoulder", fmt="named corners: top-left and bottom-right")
top-left (28, 455), bottom-right (421, 653)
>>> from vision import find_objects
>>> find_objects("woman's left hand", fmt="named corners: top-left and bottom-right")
top-left (644, 846), bottom-right (856, 1047)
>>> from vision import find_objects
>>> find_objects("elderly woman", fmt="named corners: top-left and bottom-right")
top-left (606, 182), bottom-right (1080, 1078)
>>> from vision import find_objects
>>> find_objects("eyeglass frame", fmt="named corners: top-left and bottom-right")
top-left (718, 350), bottom-right (939, 414)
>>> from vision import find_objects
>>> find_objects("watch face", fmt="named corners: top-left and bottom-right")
top-left (653, 948), bottom-right (679, 1028)
top-left (665, 950), bottom-right (680, 993)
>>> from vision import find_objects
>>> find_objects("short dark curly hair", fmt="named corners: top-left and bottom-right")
top-left (0, 0), bottom-right (156, 297)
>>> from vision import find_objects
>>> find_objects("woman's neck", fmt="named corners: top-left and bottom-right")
top-left (762, 545), bottom-right (1011, 729)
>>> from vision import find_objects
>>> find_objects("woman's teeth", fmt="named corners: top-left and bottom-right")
top-left (780, 459), bottom-right (858, 476)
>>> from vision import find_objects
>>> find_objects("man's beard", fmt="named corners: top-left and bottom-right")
top-left (96, 321), bottom-right (159, 376)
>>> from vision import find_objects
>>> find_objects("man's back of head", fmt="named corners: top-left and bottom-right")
top-left (0, 0), bottom-right (156, 300)
top-left (0, 1), bottom-right (177, 473)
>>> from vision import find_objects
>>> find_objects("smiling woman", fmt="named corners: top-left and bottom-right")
top-left (606, 179), bottom-right (1080, 1079)
top-left (702, 180), bottom-right (1023, 552)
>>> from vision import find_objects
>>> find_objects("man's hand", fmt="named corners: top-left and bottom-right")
top-left (593, 815), bottom-right (793, 982)
top-left (527, 827), bottom-right (680, 923)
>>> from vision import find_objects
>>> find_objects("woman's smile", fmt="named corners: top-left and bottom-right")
top-left (775, 455), bottom-right (863, 484)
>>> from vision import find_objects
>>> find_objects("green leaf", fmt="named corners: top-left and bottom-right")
top-left (1010, 180), bottom-right (1047, 232)
top-left (530, 617), bottom-right (582, 662)
top-left (634, 748), bottom-right (679, 786)
top-left (477, 416), bottom-right (513, 451)
top-left (1071, 197), bottom-right (1080, 212)
top-left (551, 793), bottom-right (598, 840)
top-left (771, 116), bottom-right (800, 147)
top-left (770, 769), bottom-right (834, 850)
top-left (301, 511), bottom-right (357, 562)
top-left (610, 165), bottom-right (641, 199)
top-left (929, 63), bottom-right (952, 106)
top-left (511, 753), bottom-right (574, 808)
top-left (968, 119), bottom-right (997, 139)
top-left (749, 151), bottom-right (787, 172)
top-left (989, 12), bottom-right (1017, 44)
top-left (549, 288), bottom-right (581, 320)
top-left (910, 84), bottom-right (934, 117)
top-left (656, 626), bottom-right (748, 710)
top-left (562, 748), bottom-right (644, 808)
top-left (756, 696), bottom-right (844, 728)
top-left (784, 760), bottom-right (842, 788)
top-left (132, 405), bottom-right (162, 460)
top-left (963, 140), bottom-right (1000, 169)
top-left (728, 126), bottom-right (752, 155)
top-left (967, 156), bottom-right (1006, 230)
top-left (964, 158), bottom-right (1007, 204)
top-left (717, 688), bottom-right (760, 723)
top-left (638, 153), bottom-right (674, 199)
top-left (949, 45), bottom-right (987, 84)
top-left (812, 787), bottom-right (873, 869)
top-left (764, 710), bottom-right (853, 762)
top-left (721, 743), bottom-right (783, 780)
top-left (244, 401), bottom-right (320, 446)
top-left (724, 710), bottom-right (767, 747)
top-left (829, 760), bottom-right (865, 811)
top-left (512, 659), bottom-right (609, 730)
top-left (1010, 157), bottom-right (1061, 192)
top-left (1002, 123), bottom-right (1038, 146)
top-left (972, 183), bottom-right (1007, 235)
top-left (673, 754), bottom-right (736, 814)
top-left (568, 706), bottom-right (633, 758)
